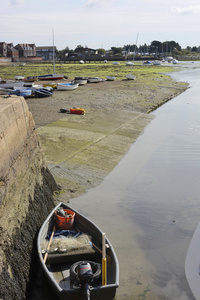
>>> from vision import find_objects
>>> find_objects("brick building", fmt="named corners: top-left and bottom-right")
top-left (14, 43), bottom-right (36, 57)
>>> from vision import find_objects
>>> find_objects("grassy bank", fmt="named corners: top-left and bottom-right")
top-left (1, 61), bottom-right (177, 81)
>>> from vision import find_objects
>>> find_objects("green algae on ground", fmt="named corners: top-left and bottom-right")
top-left (0, 61), bottom-right (175, 81)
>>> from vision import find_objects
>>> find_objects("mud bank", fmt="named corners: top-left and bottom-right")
top-left (26, 73), bottom-right (189, 203)
top-left (0, 96), bottom-right (58, 300)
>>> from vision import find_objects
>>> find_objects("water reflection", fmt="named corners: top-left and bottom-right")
top-left (72, 63), bottom-right (200, 300)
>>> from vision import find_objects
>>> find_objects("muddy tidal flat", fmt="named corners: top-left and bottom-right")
top-left (25, 67), bottom-right (189, 203)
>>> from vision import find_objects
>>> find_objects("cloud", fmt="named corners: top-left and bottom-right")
top-left (10, 0), bottom-right (24, 5)
top-left (171, 5), bottom-right (200, 14)
top-left (84, 0), bottom-right (114, 8)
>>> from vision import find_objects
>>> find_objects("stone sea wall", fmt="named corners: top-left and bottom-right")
top-left (0, 96), bottom-right (57, 300)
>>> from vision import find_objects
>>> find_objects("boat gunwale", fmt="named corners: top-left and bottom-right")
top-left (37, 202), bottom-right (119, 296)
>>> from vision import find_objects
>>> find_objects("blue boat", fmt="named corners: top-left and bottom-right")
top-left (9, 88), bottom-right (33, 98)
top-left (56, 82), bottom-right (79, 91)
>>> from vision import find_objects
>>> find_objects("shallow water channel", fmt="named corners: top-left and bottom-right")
top-left (29, 62), bottom-right (200, 300)
top-left (71, 63), bottom-right (200, 300)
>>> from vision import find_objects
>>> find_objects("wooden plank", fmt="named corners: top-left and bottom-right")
top-left (47, 247), bottom-right (99, 264)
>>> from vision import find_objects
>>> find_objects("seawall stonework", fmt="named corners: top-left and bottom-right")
top-left (0, 96), bottom-right (57, 300)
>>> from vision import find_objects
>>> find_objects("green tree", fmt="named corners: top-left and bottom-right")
top-left (97, 48), bottom-right (106, 55)
top-left (75, 45), bottom-right (85, 52)
top-left (111, 47), bottom-right (123, 55)
top-left (151, 40), bottom-right (162, 53)
top-left (192, 46), bottom-right (198, 52)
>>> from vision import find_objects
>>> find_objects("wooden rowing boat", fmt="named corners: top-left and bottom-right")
top-left (37, 202), bottom-right (119, 300)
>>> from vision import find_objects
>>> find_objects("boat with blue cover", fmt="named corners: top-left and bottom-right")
top-left (56, 82), bottom-right (79, 91)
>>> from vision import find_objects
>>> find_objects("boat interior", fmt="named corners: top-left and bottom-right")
top-left (40, 206), bottom-right (117, 291)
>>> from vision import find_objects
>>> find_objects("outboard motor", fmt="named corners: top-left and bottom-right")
top-left (77, 262), bottom-right (94, 300)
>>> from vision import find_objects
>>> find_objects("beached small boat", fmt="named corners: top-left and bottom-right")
top-left (106, 76), bottom-right (116, 81)
top-left (126, 74), bottom-right (136, 80)
top-left (152, 60), bottom-right (161, 65)
top-left (37, 202), bottom-right (119, 300)
top-left (74, 77), bottom-right (88, 81)
top-left (172, 59), bottom-right (178, 64)
top-left (143, 61), bottom-right (152, 65)
top-left (57, 82), bottom-right (79, 91)
top-left (15, 75), bottom-right (25, 81)
top-left (38, 74), bottom-right (64, 81)
top-left (0, 88), bottom-right (11, 95)
top-left (9, 87), bottom-right (33, 98)
top-left (24, 76), bottom-right (38, 82)
top-left (73, 79), bottom-right (87, 85)
top-left (126, 61), bottom-right (134, 66)
top-left (43, 83), bottom-right (57, 89)
top-left (0, 80), bottom-right (25, 89)
top-left (32, 87), bottom-right (53, 98)
top-left (88, 77), bottom-right (103, 83)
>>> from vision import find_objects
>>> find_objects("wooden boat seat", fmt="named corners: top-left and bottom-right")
top-left (46, 246), bottom-right (100, 264)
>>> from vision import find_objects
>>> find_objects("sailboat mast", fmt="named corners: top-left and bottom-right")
top-left (133, 32), bottom-right (139, 61)
top-left (131, 33), bottom-right (139, 74)
top-left (52, 28), bottom-right (55, 74)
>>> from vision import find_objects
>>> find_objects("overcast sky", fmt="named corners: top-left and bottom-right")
top-left (0, 0), bottom-right (200, 50)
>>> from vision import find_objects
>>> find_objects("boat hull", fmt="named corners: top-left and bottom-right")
top-left (126, 61), bottom-right (134, 66)
top-left (106, 76), bottom-right (116, 81)
top-left (9, 88), bottom-right (32, 98)
top-left (32, 87), bottom-right (53, 98)
top-left (37, 203), bottom-right (119, 300)
top-left (73, 79), bottom-right (87, 85)
top-left (88, 77), bottom-right (103, 83)
top-left (185, 222), bottom-right (200, 300)
top-left (57, 83), bottom-right (79, 91)
top-left (0, 81), bottom-right (24, 89)
top-left (126, 74), bottom-right (136, 80)
top-left (24, 76), bottom-right (38, 82)
top-left (38, 74), bottom-right (64, 80)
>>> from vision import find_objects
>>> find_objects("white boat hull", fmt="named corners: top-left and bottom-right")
top-left (126, 61), bottom-right (134, 66)
top-left (0, 88), bottom-right (11, 95)
top-left (57, 83), bottom-right (79, 91)
top-left (185, 222), bottom-right (200, 300)
top-left (15, 75), bottom-right (25, 80)
top-left (73, 79), bottom-right (87, 85)
top-left (106, 76), bottom-right (116, 81)
top-left (126, 74), bottom-right (136, 80)
top-left (88, 77), bottom-right (102, 83)
top-left (0, 81), bottom-right (25, 89)
top-left (153, 60), bottom-right (161, 65)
